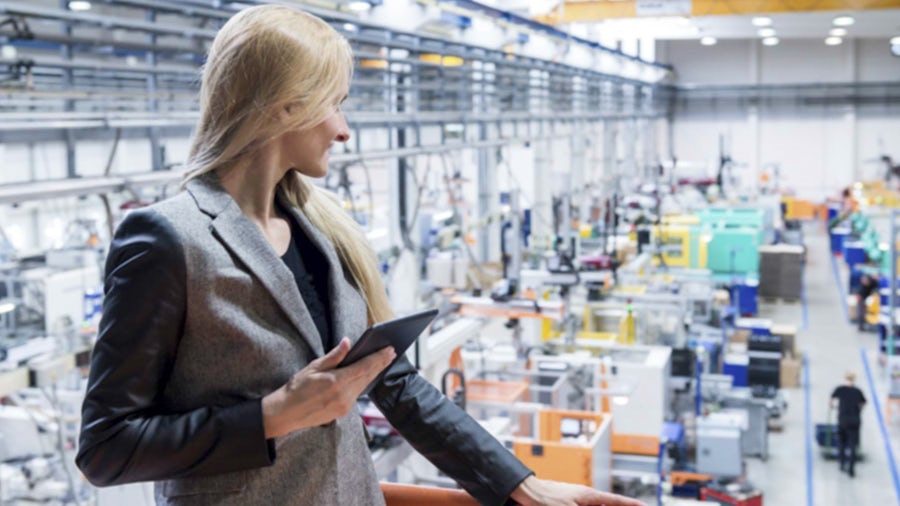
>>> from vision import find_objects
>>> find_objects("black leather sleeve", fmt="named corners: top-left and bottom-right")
top-left (370, 358), bottom-right (533, 506)
top-left (76, 209), bottom-right (275, 487)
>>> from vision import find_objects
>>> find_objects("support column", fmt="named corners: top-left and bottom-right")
top-left (570, 127), bottom-right (587, 256)
top-left (533, 138), bottom-right (554, 253)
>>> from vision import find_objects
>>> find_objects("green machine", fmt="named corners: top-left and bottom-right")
top-left (697, 208), bottom-right (768, 276)
top-left (705, 228), bottom-right (761, 275)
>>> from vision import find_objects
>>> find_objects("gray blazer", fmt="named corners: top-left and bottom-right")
top-left (76, 174), bottom-right (532, 505)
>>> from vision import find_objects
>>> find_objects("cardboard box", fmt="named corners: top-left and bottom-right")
top-left (771, 324), bottom-right (798, 357)
top-left (730, 329), bottom-right (751, 345)
top-left (780, 357), bottom-right (802, 388)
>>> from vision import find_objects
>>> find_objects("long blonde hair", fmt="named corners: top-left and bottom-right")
top-left (183, 5), bottom-right (393, 325)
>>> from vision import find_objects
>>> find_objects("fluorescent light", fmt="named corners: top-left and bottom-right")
top-left (752, 16), bottom-right (772, 27)
top-left (833, 15), bottom-right (854, 26)
top-left (342, 23), bottom-right (358, 32)
top-left (346, 1), bottom-right (372, 12)
top-left (68, 0), bottom-right (92, 10)
top-left (613, 396), bottom-right (630, 406)
top-left (0, 302), bottom-right (15, 315)
top-left (891, 36), bottom-right (900, 45)
top-left (825, 36), bottom-right (843, 46)
top-left (830, 28), bottom-right (848, 37)
top-left (757, 28), bottom-right (776, 37)
top-left (0, 45), bottom-right (16, 60)
top-left (700, 36), bottom-right (717, 46)
top-left (762, 37), bottom-right (779, 46)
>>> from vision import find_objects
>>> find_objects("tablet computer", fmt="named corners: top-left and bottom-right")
top-left (338, 308), bottom-right (440, 371)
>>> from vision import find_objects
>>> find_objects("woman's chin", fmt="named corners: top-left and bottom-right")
top-left (291, 166), bottom-right (328, 179)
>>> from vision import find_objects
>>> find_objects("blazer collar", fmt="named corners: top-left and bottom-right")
top-left (185, 173), bottom-right (332, 357)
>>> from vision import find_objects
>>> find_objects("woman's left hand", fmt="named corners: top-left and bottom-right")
top-left (510, 476), bottom-right (646, 506)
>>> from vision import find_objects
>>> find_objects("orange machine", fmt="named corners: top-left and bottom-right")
top-left (510, 409), bottom-right (612, 491)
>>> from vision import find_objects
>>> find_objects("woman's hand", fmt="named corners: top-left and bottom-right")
top-left (510, 476), bottom-right (646, 506)
top-left (261, 337), bottom-right (396, 437)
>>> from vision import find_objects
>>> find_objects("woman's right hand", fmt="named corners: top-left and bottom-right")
top-left (261, 337), bottom-right (396, 438)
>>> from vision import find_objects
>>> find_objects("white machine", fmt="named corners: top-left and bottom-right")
top-left (17, 265), bottom-right (101, 337)
top-left (537, 342), bottom-right (672, 457)
top-left (696, 411), bottom-right (746, 477)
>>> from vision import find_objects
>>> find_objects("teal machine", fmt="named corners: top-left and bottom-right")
top-left (699, 209), bottom-right (767, 277)
top-left (698, 208), bottom-right (769, 316)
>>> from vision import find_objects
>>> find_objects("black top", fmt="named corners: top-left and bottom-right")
top-left (279, 210), bottom-right (333, 350)
top-left (858, 277), bottom-right (879, 300)
top-left (831, 385), bottom-right (867, 426)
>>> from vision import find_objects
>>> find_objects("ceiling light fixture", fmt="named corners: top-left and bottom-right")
top-left (758, 28), bottom-right (776, 38)
top-left (342, 23), bottom-right (358, 32)
top-left (833, 15), bottom-right (855, 27)
top-left (700, 36), bottom-right (717, 46)
top-left (752, 16), bottom-right (773, 27)
top-left (825, 36), bottom-right (843, 46)
top-left (1, 45), bottom-right (17, 60)
top-left (891, 36), bottom-right (900, 45)
top-left (346, 1), bottom-right (372, 12)
top-left (68, 0), bottom-right (92, 10)
top-left (830, 28), bottom-right (848, 37)
top-left (762, 37), bottom-right (779, 46)
top-left (0, 301), bottom-right (15, 315)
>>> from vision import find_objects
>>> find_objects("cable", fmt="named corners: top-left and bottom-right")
top-left (438, 151), bottom-right (486, 290)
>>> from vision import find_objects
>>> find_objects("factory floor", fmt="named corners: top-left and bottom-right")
top-left (749, 223), bottom-right (900, 506)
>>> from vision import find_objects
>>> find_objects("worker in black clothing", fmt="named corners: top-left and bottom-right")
top-left (830, 371), bottom-right (867, 477)
top-left (857, 273), bottom-right (879, 331)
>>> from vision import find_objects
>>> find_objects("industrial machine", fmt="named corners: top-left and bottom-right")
top-left (537, 343), bottom-right (672, 458)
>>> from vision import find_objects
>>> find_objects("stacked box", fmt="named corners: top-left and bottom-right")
top-left (759, 245), bottom-right (805, 299)
top-left (780, 357), bottom-right (802, 388)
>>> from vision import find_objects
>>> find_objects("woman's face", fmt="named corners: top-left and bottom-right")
top-left (279, 93), bottom-right (351, 178)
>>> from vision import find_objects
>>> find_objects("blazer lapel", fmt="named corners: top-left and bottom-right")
top-left (186, 175), bottom-right (325, 358)
top-left (278, 191), bottom-right (363, 346)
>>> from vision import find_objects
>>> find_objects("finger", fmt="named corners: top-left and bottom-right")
top-left (340, 346), bottom-right (396, 383)
top-left (310, 337), bottom-right (351, 371)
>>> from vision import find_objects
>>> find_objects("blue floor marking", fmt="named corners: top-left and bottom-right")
top-left (830, 254), bottom-right (850, 323)
top-left (860, 348), bottom-right (900, 505)
top-left (804, 353), bottom-right (814, 506)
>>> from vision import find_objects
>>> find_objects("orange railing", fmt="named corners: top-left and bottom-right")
top-left (381, 483), bottom-right (480, 506)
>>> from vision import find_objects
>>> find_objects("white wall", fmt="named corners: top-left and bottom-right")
top-left (658, 38), bottom-right (900, 200)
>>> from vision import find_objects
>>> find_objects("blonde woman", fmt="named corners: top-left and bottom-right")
top-left (75, 5), bottom-right (642, 506)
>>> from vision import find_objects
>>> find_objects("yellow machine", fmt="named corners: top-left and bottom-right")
top-left (653, 224), bottom-right (708, 269)
top-left (781, 196), bottom-right (819, 220)
top-left (618, 303), bottom-right (636, 345)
